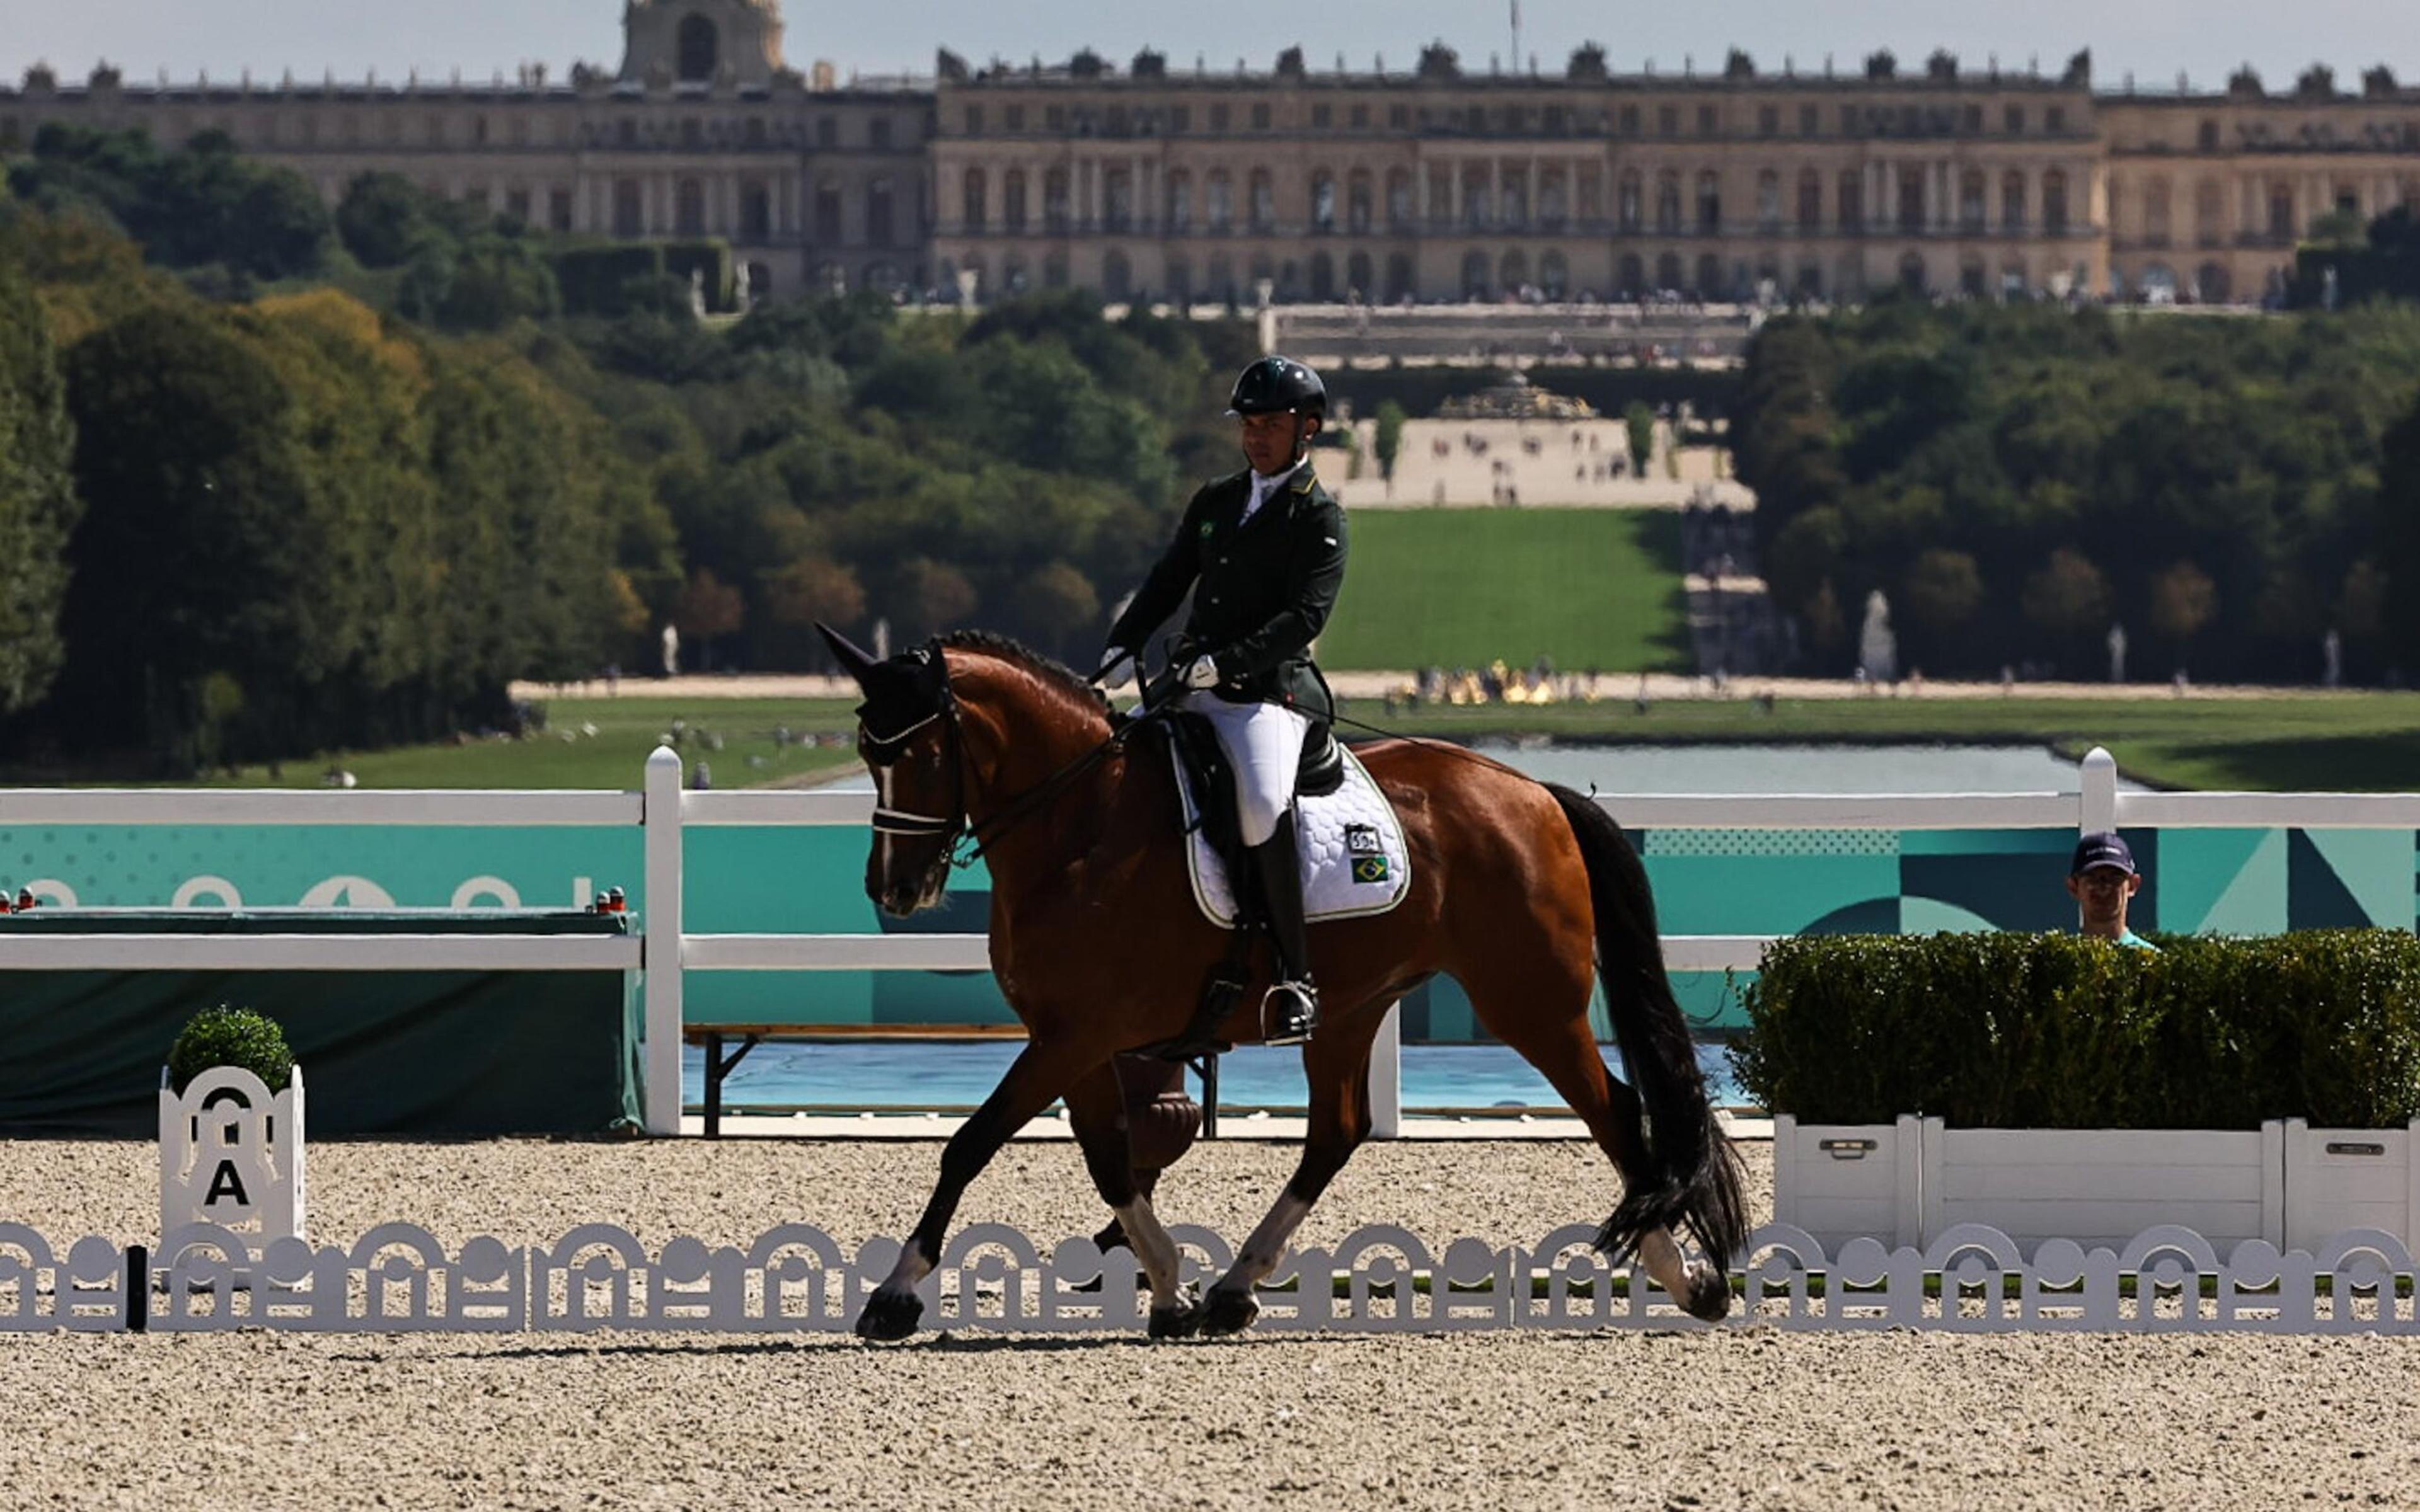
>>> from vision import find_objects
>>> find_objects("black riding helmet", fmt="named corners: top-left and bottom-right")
top-left (1226, 355), bottom-right (1327, 418)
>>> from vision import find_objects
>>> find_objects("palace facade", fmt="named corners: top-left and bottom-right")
top-left (4, 6), bottom-right (2419, 308)
top-left (932, 47), bottom-right (2420, 307)
top-left (0, 0), bottom-right (929, 300)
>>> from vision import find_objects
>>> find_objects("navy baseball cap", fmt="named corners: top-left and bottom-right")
top-left (2069, 832), bottom-right (2138, 878)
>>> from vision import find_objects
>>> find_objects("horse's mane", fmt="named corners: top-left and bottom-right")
top-left (935, 629), bottom-right (1107, 721)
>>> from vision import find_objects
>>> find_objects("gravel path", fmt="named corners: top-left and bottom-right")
top-left (4, 1137), bottom-right (2412, 1510)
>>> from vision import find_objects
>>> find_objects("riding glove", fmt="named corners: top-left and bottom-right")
top-left (1178, 655), bottom-right (1223, 691)
top-left (1096, 644), bottom-right (1134, 689)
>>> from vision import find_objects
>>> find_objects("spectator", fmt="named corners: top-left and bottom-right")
top-left (2066, 832), bottom-right (2156, 949)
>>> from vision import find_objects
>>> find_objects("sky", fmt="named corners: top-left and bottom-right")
top-left (3, 0), bottom-right (2415, 95)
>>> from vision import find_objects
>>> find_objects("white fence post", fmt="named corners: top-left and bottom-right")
top-left (2079, 745), bottom-right (2118, 835)
top-left (642, 745), bottom-right (684, 1137)
top-left (1366, 1002), bottom-right (1402, 1139)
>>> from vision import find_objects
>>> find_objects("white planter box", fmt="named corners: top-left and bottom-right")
top-left (1918, 1118), bottom-right (2284, 1256)
top-left (2283, 1118), bottom-right (2420, 1251)
top-left (1769, 1116), bottom-right (2420, 1259)
top-left (1770, 1114), bottom-right (1920, 1252)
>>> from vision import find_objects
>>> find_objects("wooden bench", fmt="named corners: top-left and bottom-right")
top-left (684, 1022), bottom-right (1221, 1140)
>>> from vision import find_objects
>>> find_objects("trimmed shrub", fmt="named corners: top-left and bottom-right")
top-left (552, 244), bottom-right (666, 317)
top-left (1729, 931), bottom-right (2420, 1130)
top-left (166, 1005), bottom-right (295, 1095)
top-left (659, 239), bottom-right (734, 312)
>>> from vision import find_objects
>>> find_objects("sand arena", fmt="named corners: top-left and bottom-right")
top-left (3, 1134), bottom-right (2414, 1510)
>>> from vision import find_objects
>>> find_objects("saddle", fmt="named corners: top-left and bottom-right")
top-left (1160, 710), bottom-right (1344, 874)
top-left (1135, 712), bottom-right (1400, 1060)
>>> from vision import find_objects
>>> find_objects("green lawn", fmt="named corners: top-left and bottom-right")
top-left (195, 697), bottom-right (865, 790)
top-left (1335, 691), bottom-right (2420, 793)
top-left (100, 685), bottom-right (2420, 796)
top-left (1318, 509), bottom-right (1690, 673)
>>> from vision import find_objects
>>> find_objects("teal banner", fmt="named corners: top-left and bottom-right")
top-left (2, 821), bottom-right (2409, 1040)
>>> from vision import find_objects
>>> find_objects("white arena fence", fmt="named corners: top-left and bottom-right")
top-left (6, 746), bottom-right (2420, 1137)
top-left (9, 1220), bottom-right (2420, 1336)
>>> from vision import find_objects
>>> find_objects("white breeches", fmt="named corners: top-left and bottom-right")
top-left (1179, 691), bottom-right (1310, 847)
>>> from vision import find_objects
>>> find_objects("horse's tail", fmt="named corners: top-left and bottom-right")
top-left (1545, 782), bottom-right (1749, 1269)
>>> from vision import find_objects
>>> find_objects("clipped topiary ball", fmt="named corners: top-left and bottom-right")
top-left (166, 1005), bottom-right (295, 1096)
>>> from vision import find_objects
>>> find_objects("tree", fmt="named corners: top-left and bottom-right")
top-left (2021, 548), bottom-right (2112, 661)
top-left (1373, 399), bottom-right (1406, 483)
top-left (1623, 401), bottom-right (1656, 478)
top-left (892, 557), bottom-right (979, 637)
top-left (54, 301), bottom-right (359, 767)
top-left (335, 172), bottom-right (435, 268)
top-left (434, 238), bottom-right (562, 329)
top-left (1900, 548), bottom-right (1986, 650)
top-left (2147, 561), bottom-right (2218, 667)
top-left (1005, 559), bottom-right (1100, 658)
top-left (1802, 579), bottom-right (1847, 661)
top-left (672, 568), bottom-right (746, 669)
top-left (0, 260), bottom-right (80, 714)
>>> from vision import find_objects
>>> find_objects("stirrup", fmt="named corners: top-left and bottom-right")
top-left (1261, 980), bottom-right (1318, 1047)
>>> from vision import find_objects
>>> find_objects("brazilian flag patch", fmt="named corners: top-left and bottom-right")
top-left (1352, 855), bottom-right (1391, 885)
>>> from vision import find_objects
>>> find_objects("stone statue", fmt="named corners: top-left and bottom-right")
top-left (2324, 627), bottom-right (2342, 688)
top-left (871, 617), bottom-right (891, 661)
top-left (1857, 590), bottom-right (1897, 684)
top-left (688, 267), bottom-right (707, 319)
top-left (2106, 622), bottom-right (2127, 684)
top-left (660, 622), bottom-right (681, 677)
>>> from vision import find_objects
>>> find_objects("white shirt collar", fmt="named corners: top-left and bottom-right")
top-left (1242, 455), bottom-right (1308, 522)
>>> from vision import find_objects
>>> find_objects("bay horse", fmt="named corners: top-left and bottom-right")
top-left (817, 625), bottom-right (1747, 1339)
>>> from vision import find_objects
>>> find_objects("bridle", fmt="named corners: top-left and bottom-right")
top-left (860, 647), bottom-right (1138, 888)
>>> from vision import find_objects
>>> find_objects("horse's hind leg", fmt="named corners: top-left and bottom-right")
top-left (1062, 1063), bottom-right (1199, 1336)
top-left (1458, 957), bottom-right (1729, 1320)
top-left (857, 1035), bottom-right (1107, 1342)
top-left (1198, 1007), bottom-right (1384, 1337)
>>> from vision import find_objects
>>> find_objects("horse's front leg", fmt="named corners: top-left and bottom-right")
top-left (1199, 1009), bottom-right (1383, 1337)
top-left (858, 1035), bottom-right (1108, 1342)
top-left (1063, 1062), bottom-right (1199, 1337)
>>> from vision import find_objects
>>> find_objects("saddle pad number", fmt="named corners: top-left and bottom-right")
top-left (1345, 824), bottom-right (1381, 855)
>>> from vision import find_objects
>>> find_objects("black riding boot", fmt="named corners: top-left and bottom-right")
top-left (1249, 808), bottom-right (1319, 1046)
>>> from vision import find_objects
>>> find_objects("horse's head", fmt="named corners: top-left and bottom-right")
top-left (820, 623), bottom-right (963, 917)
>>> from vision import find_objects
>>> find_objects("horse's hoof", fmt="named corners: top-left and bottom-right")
top-left (855, 1288), bottom-right (925, 1342)
top-left (1198, 1285), bottom-right (1260, 1337)
top-left (1146, 1281), bottom-right (1202, 1339)
top-left (1148, 1302), bottom-right (1201, 1339)
top-left (1683, 1266), bottom-right (1733, 1324)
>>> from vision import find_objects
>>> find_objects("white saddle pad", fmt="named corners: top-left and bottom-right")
top-left (1175, 745), bottom-right (1412, 929)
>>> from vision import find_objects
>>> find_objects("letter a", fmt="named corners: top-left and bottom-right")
top-left (204, 1159), bottom-right (250, 1208)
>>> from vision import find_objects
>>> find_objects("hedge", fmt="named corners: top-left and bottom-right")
top-left (552, 244), bottom-right (666, 317)
top-left (166, 1005), bottom-right (295, 1096)
top-left (659, 239), bottom-right (734, 312)
top-left (1728, 931), bottom-right (2420, 1130)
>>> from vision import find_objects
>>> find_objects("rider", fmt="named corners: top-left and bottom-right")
top-left (1101, 355), bottom-right (1347, 1047)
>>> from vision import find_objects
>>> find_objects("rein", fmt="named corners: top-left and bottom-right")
top-left (865, 672), bottom-right (1154, 873)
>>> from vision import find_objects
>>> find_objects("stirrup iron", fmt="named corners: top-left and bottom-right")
top-left (1262, 980), bottom-right (1318, 1047)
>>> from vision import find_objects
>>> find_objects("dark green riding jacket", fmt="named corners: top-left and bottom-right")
top-left (1108, 465), bottom-right (1348, 723)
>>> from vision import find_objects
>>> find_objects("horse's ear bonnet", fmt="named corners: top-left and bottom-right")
top-left (858, 648), bottom-right (953, 752)
top-left (817, 623), bottom-right (952, 750)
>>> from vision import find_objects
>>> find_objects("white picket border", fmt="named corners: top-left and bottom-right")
top-left (3, 745), bottom-right (2416, 1137)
